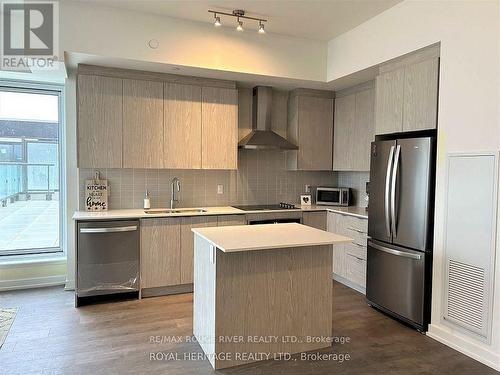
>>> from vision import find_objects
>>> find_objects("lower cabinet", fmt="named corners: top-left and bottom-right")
top-left (180, 216), bottom-right (217, 284)
top-left (140, 218), bottom-right (181, 289)
top-left (140, 214), bottom-right (246, 294)
top-left (302, 211), bottom-right (327, 230)
top-left (327, 211), bottom-right (368, 293)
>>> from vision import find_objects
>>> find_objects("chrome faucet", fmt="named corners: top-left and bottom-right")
top-left (170, 177), bottom-right (181, 209)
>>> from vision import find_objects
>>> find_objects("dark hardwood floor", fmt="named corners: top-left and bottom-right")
top-left (0, 282), bottom-right (497, 375)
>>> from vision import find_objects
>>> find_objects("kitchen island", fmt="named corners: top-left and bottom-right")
top-left (192, 223), bottom-right (351, 369)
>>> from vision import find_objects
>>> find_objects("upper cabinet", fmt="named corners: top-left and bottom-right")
top-left (402, 57), bottom-right (439, 131)
top-left (287, 89), bottom-right (334, 171)
top-left (374, 69), bottom-right (404, 135)
top-left (201, 87), bottom-right (238, 170)
top-left (333, 82), bottom-right (375, 171)
top-left (375, 45), bottom-right (439, 135)
top-left (164, 83), bottom-right (202, 169)
top-left (77, 75), bottom-right (123, 168)
top-left (123, 79), bottom-right (164, 169)
top-left (77, 65), bottom-right (238, 170)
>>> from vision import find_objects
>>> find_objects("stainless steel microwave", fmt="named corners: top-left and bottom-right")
top-left (316, 187), bottom-right (350, 206)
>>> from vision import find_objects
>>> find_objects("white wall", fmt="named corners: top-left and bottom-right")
top-left (59, 1), bottom-right (326, 82)
top-left (327, 0), bottom-right (500, 370)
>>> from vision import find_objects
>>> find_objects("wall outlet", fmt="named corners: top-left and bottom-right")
top-left (217, 184), bottom-right (224, 194)
top-left (305, 184), bottom-right (311, 193)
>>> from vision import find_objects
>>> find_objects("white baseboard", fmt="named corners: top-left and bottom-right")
top-left (332, 273), bottom-right (366, 295)
top-left (428, 323), bottom-right (500, 371)
top-left (0, 275), bottom-right (66, 291)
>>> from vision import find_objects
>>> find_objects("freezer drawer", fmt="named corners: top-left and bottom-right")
top-left (366, 240), bottom-right (427, 328)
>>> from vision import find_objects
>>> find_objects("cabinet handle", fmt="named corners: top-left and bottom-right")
top-left (80, 226), bottom-right (138, 233)
top-left (351, 255), bottom-right (364, 262)
top-left (347, 227), bottom-right (367, 234)
top-left (351, 242), bottom-right (366, 248)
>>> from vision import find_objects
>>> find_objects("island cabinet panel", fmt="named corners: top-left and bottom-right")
top-left (180, 216), bottom-right (217, 284)
top-left (194, 244), bottom-right (333, 370)
top-left (164, 83), bottom-right (202, 169)
top-left (216, 247), bottom-right (332, 369)
top-left (302, 211), bottom-right (327, 230)
top-left (122, 79), bottom-right (164, 168)
top-left (216, 215), bottom-right (246, 226)
top-left (201, 87), bottom-right (238, 170)
top-left (77, 74), bottom-right (123, 168)
top-left (287, 90), bottom-right (334, 171)
top-left (140, 218), bottom-right (181, 288)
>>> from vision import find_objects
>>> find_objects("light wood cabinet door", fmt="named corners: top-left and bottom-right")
top-left (217, 215), bottom-right (246, 226)
top-left (403, 57), bottom-right (439, 132)
top-left (332, 94), bottom-right (355, 170)
top-left (303, 211), bottom-right (327, 231)
top-left (345, 254), bottom-right (366, 287)
top-left (375, 68), bottom-right (404, 135)
top-left (333, 87), bottom-right (374, 172)
top-left (122, 79), bottom-right (163, 168)
top-left (352, 88), bottom-right (375, 171)
top-left (328, 212), bottom-right (346, 277)
top-left (180, 216), bottom-right (217, 284)
top-left (201, 87), bottom-right (238, 170)
top-left (140, 218), bottom-right (181, 288)
top-left (297, 96), bottom-right (333, 170)
top-left (164, 83), bottom-right (202, 169)
top-left (77, 75), bottom-right (123, 168)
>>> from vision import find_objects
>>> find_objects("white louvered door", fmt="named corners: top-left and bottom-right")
top-left (443, 153), bottom-right (498, 341)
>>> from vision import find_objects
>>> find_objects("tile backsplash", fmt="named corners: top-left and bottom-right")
top-left (337, 171), bottom-right (370, 207)
top-left (79, 150), bottom-right (339, 210)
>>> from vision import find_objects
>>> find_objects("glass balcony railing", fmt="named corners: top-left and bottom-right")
top-left (0, 162), bottom-right (56, 203)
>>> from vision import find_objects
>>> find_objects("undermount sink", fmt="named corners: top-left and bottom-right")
top-left (144, 208), bottom-right (207, 214)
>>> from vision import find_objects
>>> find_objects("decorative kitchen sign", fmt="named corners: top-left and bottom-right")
top-left (85, 171), bottom-right (108, 211)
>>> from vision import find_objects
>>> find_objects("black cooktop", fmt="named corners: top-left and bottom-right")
top-left (232, 203), bottom-right (297, 211)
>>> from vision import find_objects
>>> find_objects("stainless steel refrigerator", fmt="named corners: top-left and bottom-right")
top-left (367, 136), bottom-right (435, 332)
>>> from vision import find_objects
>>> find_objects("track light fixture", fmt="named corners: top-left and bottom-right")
top-left (236, 18), bottom-right (244, 31)
top-left (208, 9), bottom-right (267, 34)
top-left (213, 13), bottom-right (221, 27)
top-left (258, 21), bottom-right (265, 34)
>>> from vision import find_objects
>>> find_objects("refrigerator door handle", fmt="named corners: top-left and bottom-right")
top-left (391, 145), bottom-right (401, 236)
top-left (369, 241), bottom-right (422, 260)
top-left (385, 145), bottom-right (395, 237)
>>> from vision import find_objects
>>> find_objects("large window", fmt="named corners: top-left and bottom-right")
top-left (0, 86), bottom-right (62, 256)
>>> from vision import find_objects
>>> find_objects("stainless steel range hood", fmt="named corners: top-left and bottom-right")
top-left (238, 86), bottom-right (298, 150)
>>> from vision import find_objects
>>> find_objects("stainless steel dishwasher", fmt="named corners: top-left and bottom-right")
top-left (76, 220), bottom-right (140, 306)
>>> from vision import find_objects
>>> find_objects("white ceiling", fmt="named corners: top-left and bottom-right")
top-left (95, 0), bottom-right (402, 41)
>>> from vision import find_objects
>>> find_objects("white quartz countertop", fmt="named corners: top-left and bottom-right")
top-left (72, 206), bottom-right (244, 220)
top-left (73, 205), bottom-right (368, 221)
top-left (192, 223), bottom-right (352, 253)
